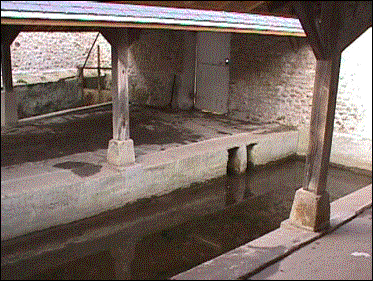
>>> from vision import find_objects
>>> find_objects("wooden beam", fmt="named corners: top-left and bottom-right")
top-left (1, 18), bottom-right (306, 37)
top-left (102, 28), bottom-right (131, 140)
top-left (303, 54), bottom-right (341, 195)
top-left (336, 1), bottom-right (372, 53)
top-left (291, 1), bottom-right (325, 59)
top-left (101, 27), bottom-right (138, 166)
top-left (100, 28), bottom-right (140, 140)
top-left (108, 1), bottom-right (267, 13)
top-left (1, 25), bottom-right (23, 45)
top-left (1, 42), bottom-right (13, 91)
top-left (1, 39), bottom-right (18, 126)
top-left (319, 1), bottom-right (341, 58)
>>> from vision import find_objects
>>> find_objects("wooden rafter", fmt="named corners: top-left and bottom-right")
top-left (291, 1), bottom-right (325, 59)
top-left (1, 25), bottom-right (23, 45)
top-left (336, 1), bottom-right (372, 53)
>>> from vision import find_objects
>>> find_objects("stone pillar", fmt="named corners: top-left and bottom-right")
top-left (174, 31), bottom-right (196, 110)
top-left (227, 146), bottom-right (247, 174)
top-left (101, 28), bottom-right (136, 167)
top-left (285, 55), bottom-right (341, 232)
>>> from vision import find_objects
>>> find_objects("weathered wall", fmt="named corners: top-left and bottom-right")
top-left (7, 30), bottom-right (184, 113)
top-left (3, 28), bottom-right (372, 140)
top-left (229, 28), bottom-right (372, 140)
top-left (336, 28), bottom-right (372, 139)
top-left (128, 29), bottom-right (184, 107)
top-left (15, 79), bottom-right (84, 118)
top-left (11, 32), bottom-right (112, 74)
top-left (229, 33), bottom-right (315, 127)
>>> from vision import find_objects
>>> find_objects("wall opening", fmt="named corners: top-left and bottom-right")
top-left (2, 31), bottom-right (112, 120)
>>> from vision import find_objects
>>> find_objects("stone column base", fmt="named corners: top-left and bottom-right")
top-left (227, 146), bottom-right (247, 174)
top-left (282, 188), bottom-right (330, 232)
top-left (107, 139), bottom-right (135, 167)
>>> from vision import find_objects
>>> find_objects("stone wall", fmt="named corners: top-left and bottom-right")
top-left (11, 32), bottom-right (112, 74)
top-left (128, 29), bottom-right (184, 107)
top-left (4, 28), bottom-right (372, 139)
top-left (229, 34), bottom-right (315, 127)
top-left (9, 30), bottom-right (183, 110)
top-left (229, 28), bottom-right (372, 139)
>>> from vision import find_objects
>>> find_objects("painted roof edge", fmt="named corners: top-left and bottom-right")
top-left (1, 1), bottom-right (305, 36)
top-left (1, 10), bottom-right (304, 34)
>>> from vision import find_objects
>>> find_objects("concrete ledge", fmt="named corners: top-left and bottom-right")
top-left (0, 131), bottom-right (299, 241)
top-left (297, 128), bottom-right (372, 172)
top-left (171, 184), bottom-right (372, 280)
top-left (1, 146), bottom-right (227, 241)
top-left (251, 130), bottom-right (298, 166)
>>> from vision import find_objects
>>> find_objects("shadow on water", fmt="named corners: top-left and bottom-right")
top-left (1, 156), bottom-right (371, 280)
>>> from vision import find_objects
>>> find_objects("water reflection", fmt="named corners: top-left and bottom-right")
top-left (1, 157), bottom-right (371, 280)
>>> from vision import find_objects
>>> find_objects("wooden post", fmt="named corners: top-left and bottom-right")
top-left (284, 54), bottom-right (342, 232)
top-left (111, 39), bottom-right (130, 141)
top-left (1, 26), bottom-right (21, 127)
top-left (101, 27), bottom-right (139, 167)
top-left (97, 45), bottom-right (102, 103)
top-left (304, 56), bottom-right (341, 195)
top-left (280, 1), bottom-right (347, 232)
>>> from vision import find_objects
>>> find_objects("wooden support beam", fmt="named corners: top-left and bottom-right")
top-left (1, 26), bottom-right (22, 127)
top-left (304, 55), bottom-right (341, 195)
top-left (1, 25), bottom-right (22, 127)
top-left (1, 42), bottom-right (14, 91)
top-left (100, 28), bottom-right (138, 140)
top-left (1, 25), bottom-right (23, 45)
top-left (100, 27), bottom-right (140, 166)
top-left (292, 1), bottom-right (345, 60)
top-left (286, 54), bottom-right (342, 232)
top-left (336, 1), bottom-right (372, 53)
top-left (319, 1), bottom-right (341, 58)
top-left (111, 39), bottom-right (130, 140)
top-left (291, 1), bottom-right (325, 59)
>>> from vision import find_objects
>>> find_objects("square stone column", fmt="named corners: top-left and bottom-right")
top-left (107, 139), bottom-right (135, 167)
top-left (284, 188), bottom-right (330, 232)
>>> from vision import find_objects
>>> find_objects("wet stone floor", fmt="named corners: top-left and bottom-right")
top-left (1, 157), bottom-right (371, 280)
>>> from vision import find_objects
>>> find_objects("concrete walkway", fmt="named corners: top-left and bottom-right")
top-left (250, 207), bottom-right (372, 280)
top-left (172, 184), bottom-right (372, 280)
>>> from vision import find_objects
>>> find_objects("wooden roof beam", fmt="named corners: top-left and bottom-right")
top-left (1, 25), bottom-right (23, 45)
top-left (291, 1), bottom-right (326, 59)
top-left (336, 1), bottom-right (372, 52)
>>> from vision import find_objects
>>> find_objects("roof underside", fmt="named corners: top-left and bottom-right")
top-left (1, 1), bottom-right (305, 36)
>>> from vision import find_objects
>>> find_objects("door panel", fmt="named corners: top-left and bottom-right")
top-left (195, 32), bottom-right (231, 114)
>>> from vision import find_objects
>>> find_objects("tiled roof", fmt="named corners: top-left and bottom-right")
top-left (1, 1), bottom-right (304, 35)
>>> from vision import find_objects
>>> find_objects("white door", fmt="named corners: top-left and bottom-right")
top-left (195, 32), bottom-right (231, 114)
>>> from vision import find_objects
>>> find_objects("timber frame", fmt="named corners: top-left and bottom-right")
top-left (286, 1), bottom-right (372, 231)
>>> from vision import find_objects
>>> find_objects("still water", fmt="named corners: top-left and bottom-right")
top-left (1, 157), bottom-right (371, 280)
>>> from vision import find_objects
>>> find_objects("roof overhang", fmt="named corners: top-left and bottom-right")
top-left (1, 1), bottom-right (305, 36)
